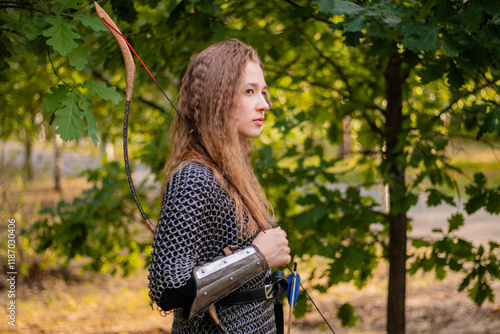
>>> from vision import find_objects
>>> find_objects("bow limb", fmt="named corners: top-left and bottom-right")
top-left (95, 2), bottom-right (135, 101)
top-left (95, 1), bottom-right (156, 234)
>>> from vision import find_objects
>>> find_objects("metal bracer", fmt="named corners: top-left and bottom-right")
top-left (188, 246), bottom-right (268, 319)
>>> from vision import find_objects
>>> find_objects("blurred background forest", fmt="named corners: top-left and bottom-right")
top-left (1, 0), bottom-right (500, 333)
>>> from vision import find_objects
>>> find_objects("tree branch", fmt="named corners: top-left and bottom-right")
top-left (47, 47), bottom-right (65, 85)
top-left (431, 79), bottom-right (497, 123)
top-left (0, 4), bottom-right (41, 13)
top-left (0, 2), bottom-right (52, 14)
top-left (266, 54), bottom-right (302, 80)
top-left (297, 27), bottom-right (353, 97)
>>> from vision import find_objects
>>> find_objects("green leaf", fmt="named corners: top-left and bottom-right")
top-left (68, 45), bottom-right (89, 70)
top-left (447, 61), bottom-right (465, 88)
top-left (333, 0), bottom-right (364, 15)
top-left (435, 264), bottom-right (446, 280)
top-left (473, 173), bottom-right (487, 188)
top-left (344, 246), bottom-right (368, 270)
top-left (448, 213), bottom-right (464, 233)
top-left (328, 259), bottom-right (345, 284)
top-left (462, 1), bottom-right (484, 30)
top-left (110, 0), bottom-right (138, 23)
top-left (420, 62), bottom-right (446, 84)
top-left (486, 191), bottom-right (500, 214)
top-left (408, 258), bottom-right (421, 275)
top-left (345, 15), bottom-right (366, 32)
top-left (345, 186), bottom-right (361, 202)
top-left (199, 0), bottom-right (220, 13)
top-left (310, 205), bottom-right (327, 222)
top-left (382, 14), bottom-right (401, 27)
top-left (53, 90), bottom-right (86, 141)
top-left (22, 16), bottom-right (48, 41)
top-left (362, 166), bottom-right (375, 186)
top-left (337, 303), bottom-right (357, 327)
top-left (317, 0), bottom-right (364, 16)
top-left (80, 98), bottom-right (99, 146)
top-left (465, 192), bottom-right (487, 215)
top-left (404, 192), bottom-right (419, 212)
top-left (42, 16), bottom-right (81, 56)
top-left (468, 278), bottom-right (494, 307)
top-left (0, 32), bottom-right (13, 70)
top-left (402, 24), bottom-right (440, 52)
top-left (73, 14), bottom-right (108, 32)
top-left (426, 189), bottom-right (455, 207)
top-left (80, 80), bottom-right (122, 104)
top-left (44, 84), bottom-right (71, 111)
top-left (58, 0), bottom-right (85, 10)
top-left (441, 32), bottom-right (458, 56)
top-left (464, 173), bottom-right (489, 214)
top-left (413, 239), bottom-right (430, 248)
top-left (482, 107), bottom-right (500, 137)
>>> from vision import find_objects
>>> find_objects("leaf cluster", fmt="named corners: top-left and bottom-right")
top-left (410, 234), bottom-right (500, 307)
top-left (22, 161), bottom-right (155, 276)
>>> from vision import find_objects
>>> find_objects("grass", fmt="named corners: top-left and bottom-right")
top-left (1, 262), bottom-right (499, 333)
top-left (1, 269), bottom-right (172, 333)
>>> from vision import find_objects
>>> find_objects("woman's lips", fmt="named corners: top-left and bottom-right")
top-left (253, 117), bottom-right (264, 126)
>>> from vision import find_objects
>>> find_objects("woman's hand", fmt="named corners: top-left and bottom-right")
top-left (252, 228), bottom-right (291, 268)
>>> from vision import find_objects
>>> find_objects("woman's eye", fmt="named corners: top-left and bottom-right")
top-left (245, 89), bottom-right (254, 95)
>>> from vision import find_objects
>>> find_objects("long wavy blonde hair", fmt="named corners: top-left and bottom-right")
top-left (161, 39), bottom-right (273, 236)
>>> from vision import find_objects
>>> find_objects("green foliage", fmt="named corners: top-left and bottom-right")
top-left (53, 88), bottom-right (88, 141)
top-left (458, 242), bottom-right (500, 307)
top-left (23, 161), bottom-right (154, 276)
top-left (426, 189), bottom-right (455, 207)
top-left (43, 16), bottom-right (81, 56)
top-left (465, 105), bottom-right (500, 139)
top-left (337, 302), bottom-right (357, 327)
top-left (44, 81), bottom-right (121, 145)
top-left (465, 173), bottom-right (500, 215)
top-left (73, 14), bottom-right (109, 32)
top-left (1, 1), bottom-right (124, 145)
top-left (409, 234), bottom-right (500, 307)
top-left (447, 213), bottom-right (465, 233)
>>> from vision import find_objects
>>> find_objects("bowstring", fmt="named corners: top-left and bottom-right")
top-left (102, 19), bottom-right (335, 333)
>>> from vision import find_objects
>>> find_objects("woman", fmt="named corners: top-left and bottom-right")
top-left (148, 39), bottom-right (291, 333)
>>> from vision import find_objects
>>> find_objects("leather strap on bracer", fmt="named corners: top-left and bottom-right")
top-left (188, 246), bottom-right (268, 319)
top-left (218, 270), bottom-right (288, 334)
top-left (216, 270), bottom-right (287, 306)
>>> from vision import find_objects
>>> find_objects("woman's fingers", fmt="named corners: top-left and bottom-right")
top-left (253, 229), bottom-right (291, 268)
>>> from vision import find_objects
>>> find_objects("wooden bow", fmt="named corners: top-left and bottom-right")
top-left (95, 1), bottom-right (156, 234)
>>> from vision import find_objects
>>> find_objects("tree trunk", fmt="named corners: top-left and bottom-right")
top-left (384, 54), bottom-right (407, 334)
top-left (54, 131), bottom-right (63, 191)
top-left (25, 134), bottom-right (33, 181)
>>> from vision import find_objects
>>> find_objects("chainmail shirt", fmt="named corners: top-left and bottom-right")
top-left (148, 162), bottom-right (276, 333)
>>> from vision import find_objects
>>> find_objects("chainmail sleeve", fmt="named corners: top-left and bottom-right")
top-left (148, 162), bottom-right (277, 334)
top-left (148, 162), bottom-right (212, 304)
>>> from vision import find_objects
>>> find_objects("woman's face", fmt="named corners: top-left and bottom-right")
top-left (235, 61), bottom-right (270, 138)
